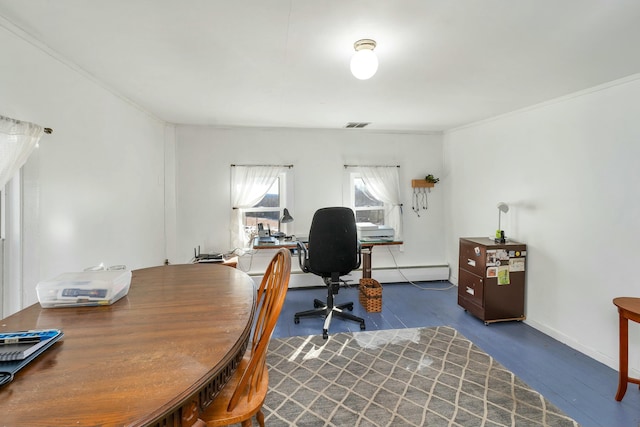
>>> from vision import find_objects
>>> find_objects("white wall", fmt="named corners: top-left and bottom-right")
top-left (443, 74), bottom-right (640, 373)
top-left (173, 126), bottom-right (446, 275)
top-left (0, 21), bottom-right (169, 314)
top-left (3, 7), bottom-right (637, 378)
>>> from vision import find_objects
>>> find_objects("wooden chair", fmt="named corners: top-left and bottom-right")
top-left (199, 248), bottom-right (291, 427)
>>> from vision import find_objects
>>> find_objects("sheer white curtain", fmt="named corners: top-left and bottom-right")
top-left (358, 166), bottom-right (403, 240)
top-left (230, 165), bottom-right (284, 249)
top-left (0, 116), bottom-right (44, 190)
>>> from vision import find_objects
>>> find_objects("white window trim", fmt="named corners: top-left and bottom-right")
top-left (2, 172), bottom-right (23, 318)
top-left (343, 171), bottom-right (386, 225)
top-left (240, 170), bottom-right (294, 235)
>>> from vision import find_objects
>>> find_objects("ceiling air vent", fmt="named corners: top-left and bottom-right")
top-left (345, 122), bottom-right (371, 129)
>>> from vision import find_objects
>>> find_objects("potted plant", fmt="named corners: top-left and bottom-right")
top-left (425, 174), bottom-right (439, 184)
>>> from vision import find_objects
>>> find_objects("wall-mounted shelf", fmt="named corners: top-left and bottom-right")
top-left (411, 179), bottom-right (435, 188)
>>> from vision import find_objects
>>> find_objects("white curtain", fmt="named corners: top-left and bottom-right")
top-left (359, 166), bottom-right (403, 240)
top-left (230, 165), bottom-right (284, 249)
top-left (0, 116), bottom-right (44, 190)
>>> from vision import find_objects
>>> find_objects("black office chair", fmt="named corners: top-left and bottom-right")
top-left (294, 207), bottom-right (366, 339)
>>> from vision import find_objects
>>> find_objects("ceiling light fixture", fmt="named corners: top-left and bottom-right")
top-left (350, 39), bottom-right (378, 80)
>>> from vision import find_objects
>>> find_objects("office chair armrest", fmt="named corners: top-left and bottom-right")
top-left (296, 240), bottom-right (309, 272)
top-left (355, 241), bottom-right (362, 269)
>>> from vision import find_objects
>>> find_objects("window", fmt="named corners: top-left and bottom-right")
top-left (241, 176), bottom-right (284, 235)
top-left (343, 166), bottom-right (403, 240)
top-left (352, 174), bottom-right (385, 225)
top-left (231, 166), bottom-right (294, 249)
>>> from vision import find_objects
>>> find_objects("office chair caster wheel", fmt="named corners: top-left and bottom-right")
top-left (294, 317), bottom-right (300, 324)
top-left (360, 323), bottom-right (366, 330)
top-left (314, 302), bottom-right (321, 308)
top-left (346, 303), bottom-right (354, 311)
top-left (322, 330), bottom-right (328, 339)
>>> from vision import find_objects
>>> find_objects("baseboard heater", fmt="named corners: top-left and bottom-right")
top-left (250, 265), bottom-right (450, 288)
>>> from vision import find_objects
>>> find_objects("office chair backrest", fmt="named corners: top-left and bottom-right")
top-left (306, 207), bottom-right (359, 277)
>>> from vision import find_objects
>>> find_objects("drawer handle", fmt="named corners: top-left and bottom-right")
top-left (467, 259), bottom-right (476, 267)
top-left (466, 286), bottom-right (475, 296)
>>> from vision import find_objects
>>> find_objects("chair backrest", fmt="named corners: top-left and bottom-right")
top-left (305, 207), bottom-right (360, 277)
top-left (227, 248), bottom-right (291, 411)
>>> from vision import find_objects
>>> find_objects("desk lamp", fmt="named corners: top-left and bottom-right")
top-left (495, 202), bottom-right (509, 243)
top-left (274, 208), bottom-right (294, 238)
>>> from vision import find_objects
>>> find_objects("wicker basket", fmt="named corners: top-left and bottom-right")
top-left (359, 278), bottom-right (382, 312)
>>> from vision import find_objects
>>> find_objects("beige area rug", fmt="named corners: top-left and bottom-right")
top-left (263, 326), bottom-right (579, 426)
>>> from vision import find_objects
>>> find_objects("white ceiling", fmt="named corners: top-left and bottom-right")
top-left (1, 0), bottom-right (640, 132)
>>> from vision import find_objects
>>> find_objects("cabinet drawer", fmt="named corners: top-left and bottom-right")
top-left (459, 239), bottom-right (485, 277)
top-left (459, 269), bottom-right (484, 307)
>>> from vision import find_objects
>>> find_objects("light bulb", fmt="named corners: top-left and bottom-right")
top-left (350, 41), bottom-right (378, 80)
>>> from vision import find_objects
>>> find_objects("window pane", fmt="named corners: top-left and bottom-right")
top-left (354, 177), bottom-right (382, 207)
top-left (242, 176), bottom-right (285, 239)
top-left (356, 209), bottom-right (384, 225)
top-left (244, 210), bottom-right (280, 232)
top-left (253, 179), bottom-right (279, 208)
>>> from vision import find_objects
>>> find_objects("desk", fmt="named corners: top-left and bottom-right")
top-left (0, 264), bottom-right (256, 427)
top-left (613, 297), bottom-right (640, 401)
top-left (359, 240), bottom-right (403, 278)
top-left (252, 237), bottom-right (402, 279)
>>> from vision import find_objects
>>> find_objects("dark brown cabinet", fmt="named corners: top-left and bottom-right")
top-left (457, 237), bottom-right (527, 324)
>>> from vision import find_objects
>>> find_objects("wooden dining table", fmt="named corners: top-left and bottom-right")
top-left (0, 263), bottom-right (256, 427)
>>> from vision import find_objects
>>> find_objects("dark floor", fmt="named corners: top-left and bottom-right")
top-left (272, 281), bottom-right (640, 427)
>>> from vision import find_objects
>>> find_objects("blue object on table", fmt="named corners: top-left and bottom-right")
top-left (0, 329), bottom-right (63, 386)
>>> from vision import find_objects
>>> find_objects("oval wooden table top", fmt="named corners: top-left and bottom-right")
top-left (0, 264), bottom-right (256, 427)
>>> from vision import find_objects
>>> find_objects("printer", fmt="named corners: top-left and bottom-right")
top-left (356, 222), bottom-right (395, 241)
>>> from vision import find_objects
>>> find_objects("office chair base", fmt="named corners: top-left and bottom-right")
top-left (313, 298), bottom-right (354, 310)
top-left (294, 301), bottom-right (366, 339)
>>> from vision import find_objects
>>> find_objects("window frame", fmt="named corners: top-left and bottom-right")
top-left (344, 171), bottom-right (386, 225)
top-left (240, 171), bottom-right (294, 236)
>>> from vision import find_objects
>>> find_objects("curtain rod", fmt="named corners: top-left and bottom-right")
top-left (344, 164), bottom-right (400, 168)
top-left (231, 164), bottom-right (293, 168)
top-left (1, 115), bottom-right (53, 134)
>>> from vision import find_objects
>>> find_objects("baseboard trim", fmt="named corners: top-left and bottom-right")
top-left (251, 265), bottom-right (450, 288)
